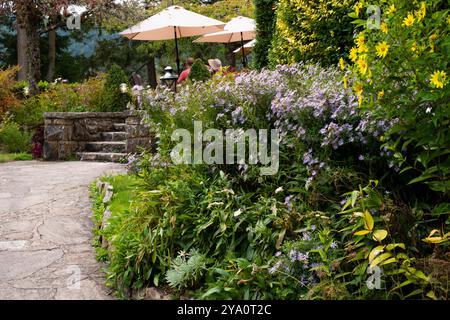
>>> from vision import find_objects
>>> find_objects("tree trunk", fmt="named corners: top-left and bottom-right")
top-left (16, 1), bottom-right (41, 93)
top-left (16, 23), bottom-right (29, 81)
top-left (147, 56), bottom-right (157, 89)
top-left (46, 29), bottom-right (56, 82)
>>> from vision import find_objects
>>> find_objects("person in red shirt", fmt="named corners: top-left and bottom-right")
top-left (177, 57), bottom-right (194, 84)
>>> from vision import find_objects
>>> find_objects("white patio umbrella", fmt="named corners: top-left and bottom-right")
top-left (193, 16), bottom-right (255, 68)
top-left (233, 39), bottom-right (256, 54)
top-left (120, 5), bottom-right (225, 75)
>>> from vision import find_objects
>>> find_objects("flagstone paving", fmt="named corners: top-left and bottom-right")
top-left (0, 161), bottom-right (125, 300)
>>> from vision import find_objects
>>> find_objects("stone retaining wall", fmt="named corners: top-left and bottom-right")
top-left (43, 111), bottom-right (153, 161)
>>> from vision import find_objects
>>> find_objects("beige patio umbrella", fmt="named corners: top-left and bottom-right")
top-left (233, 39), bottom-right (256, 55)
top-left (194, 16), bottom-right (255, 68)
top-left (120, 5), bottom-right (225, 74)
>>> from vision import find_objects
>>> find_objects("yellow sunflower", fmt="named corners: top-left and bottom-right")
top-left (430, 71), bottom-right (447, 89)
top-left (357, 56), bottom-right (368, 75)
top-left (415, 2), bottom-right (426, 22)
top-left (349, 47), bottom-right (359, 62)
top-left (375, 41), bottom-right (390, 59)
top-left (403, 13), bottom-right (415, 27)
top-left (386, 4), bottom-right (396, 15)
top-left (358, 43), bottom-right (369, 54)
top-left (356, 34), bottom-right (365, 47)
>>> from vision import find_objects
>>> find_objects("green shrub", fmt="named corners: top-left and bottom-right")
top-left (98, 64), bottom-right (131, 112)
top-left (269, 0), bottom-right (357, 66)
top-left (188, 59), bottom-right (211, 82)
top-left (0, 119), bottom-right (32, 153)
top-left (253, 0), bottom-right (277, 70)
top-left (12, 76), bottom-right (106, 126)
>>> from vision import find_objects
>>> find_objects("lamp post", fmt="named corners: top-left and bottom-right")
top-left (160, 66), bottom-right (178, 93)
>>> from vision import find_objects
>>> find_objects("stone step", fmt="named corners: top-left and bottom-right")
top-left (113, 123), bottom-right (126, 132)
top-left (76, 152), bottom-right (128, 163)
top-left (86, 141), bottom-right (126, 153)
top-left (101, 131), bottom-right (128, 142)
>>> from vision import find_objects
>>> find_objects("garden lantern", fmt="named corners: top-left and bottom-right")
top-left (160, 66), bottom-right (178, 92)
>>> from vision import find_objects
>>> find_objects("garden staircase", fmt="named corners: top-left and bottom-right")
top-left (76, 121), bottom-right (128, 163)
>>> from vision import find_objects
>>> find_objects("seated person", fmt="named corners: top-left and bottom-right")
top-left (177, 57), bottom-right (194, 84)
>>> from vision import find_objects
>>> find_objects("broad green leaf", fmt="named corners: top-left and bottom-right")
top-left (370, 252), bottom-right (393, 268)
top-left (414, 270), bottom-right (429, 282)
top-left (369, 245), bottom-right (385, 262)
top-left (276, 229), bottom-right (286, 249)
top-left (380, 257), bottom-right (397, 266)
top-left (372, 229), bottom-right (388, 242)
top-left (386, 243), bottom-right (405, 251)
top-left (391, 279), bottom-right (413, 291)
top-left (351, 190), bottom-right (359, 208)
top-left (363, 210), bottom-right (374, 231)
top-left (404, 289), bottom-right (424, 299)
top-left (354, 230), bottom-right (371, 236)
top-left (426, 290), bottom-right (437, 300)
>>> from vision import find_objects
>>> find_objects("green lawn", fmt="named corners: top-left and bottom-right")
top-left (0, 153), bottom-right (33, 163)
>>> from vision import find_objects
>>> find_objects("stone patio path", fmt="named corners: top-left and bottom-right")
top-left (0, 161), bottom-right (125, 300)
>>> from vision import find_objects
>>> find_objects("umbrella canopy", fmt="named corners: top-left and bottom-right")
top-left (120, 6), bottom-right (225, 75)
top-left (233, 39), bottom-right (256, 54)
top-left (193, 16), bottom-right (255, 68)
top-left (120, 5), bottom-right (225, 41)
top-left (193, 16), bottom-right (255, 43)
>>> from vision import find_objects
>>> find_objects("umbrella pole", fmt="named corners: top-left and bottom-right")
top-left (174, 27), bottom-right (181, 76)
top-left (173, 26), bottom-right (180, 93)
top-left (240, 32), bottom-right (247, 69)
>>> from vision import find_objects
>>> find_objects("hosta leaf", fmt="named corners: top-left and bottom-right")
top-left (354, 230), bottom-right (371, 236)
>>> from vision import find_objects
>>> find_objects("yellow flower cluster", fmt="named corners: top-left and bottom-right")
top-left (354, 2), bottom-right (364, 16)
top-left (386, 4), bottom-right (396, 15)
top-left (415, 2), bottom-right (426, 22)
